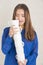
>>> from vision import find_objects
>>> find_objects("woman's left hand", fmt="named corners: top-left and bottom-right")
top-left (18, 59), bottom-right (27, 65)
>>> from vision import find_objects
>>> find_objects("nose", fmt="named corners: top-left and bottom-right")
top-left (18, 16), bottom-right (22, 22)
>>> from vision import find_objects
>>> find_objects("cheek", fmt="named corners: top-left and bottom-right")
top-left (22, 18), bottom-right (25, 23)
top-left (15, 17), bottom-right (18, 20)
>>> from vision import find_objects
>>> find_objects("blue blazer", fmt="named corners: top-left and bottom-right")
top-left (1, 27), bottom-right (38, 65)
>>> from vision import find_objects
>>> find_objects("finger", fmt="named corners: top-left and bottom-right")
top-left (26, 59), bottom-right (27, 63)
top-left (12, 25), bottom-right (18, 29)
top-left (14, 29), bottom-right (19, 32)
top-left (23, 59), bottom-right (27, 65)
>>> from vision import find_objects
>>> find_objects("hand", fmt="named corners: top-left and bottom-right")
top-left (18, 59), bottom-right (27, 65)
top-left (23, 59), bottom-right (27, 65)
top-left (9, 26), bottom-right (19, 37)
top-left (18, 61), bottom-right (23, 65)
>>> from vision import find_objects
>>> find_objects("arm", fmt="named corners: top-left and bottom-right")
top-left (27, 32), bottom-right (38, 62)
top-left (1, 27), bottom-right (13, 55)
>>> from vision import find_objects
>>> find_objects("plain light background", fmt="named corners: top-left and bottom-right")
top-left (0, 0), bottom-right (43, 65)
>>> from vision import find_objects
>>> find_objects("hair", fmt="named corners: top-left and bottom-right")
top-left (12, 4), bottom-right (35, 41)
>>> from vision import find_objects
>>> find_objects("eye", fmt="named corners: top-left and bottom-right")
top-left (16, 14), bottom-right (19, 17)
top-left (22, 15), bottom-right (25, 17)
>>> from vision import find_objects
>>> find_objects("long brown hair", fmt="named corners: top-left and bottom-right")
top-left (12, 4), bottom-right (35, 41)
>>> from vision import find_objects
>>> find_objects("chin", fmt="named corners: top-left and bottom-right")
top-left (19, 23), bottom-right (24, 26)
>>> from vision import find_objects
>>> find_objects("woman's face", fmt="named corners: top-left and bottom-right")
top-left (15, 9), bottom-right (25, 26)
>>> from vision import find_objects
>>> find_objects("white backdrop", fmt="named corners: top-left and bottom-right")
top-left (0, 0), bottom-right (43, 65)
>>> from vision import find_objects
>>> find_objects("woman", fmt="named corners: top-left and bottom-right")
top-left (1, 4), bottom-right (38, 65)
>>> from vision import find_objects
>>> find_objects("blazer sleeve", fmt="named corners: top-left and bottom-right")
top-left (27, 32), bottom-right (38, 62)
top-left (1, 27), bottom-right (13, 55)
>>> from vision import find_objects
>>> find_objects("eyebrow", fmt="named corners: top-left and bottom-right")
top-left (16, 13), bottom-right (24, 15)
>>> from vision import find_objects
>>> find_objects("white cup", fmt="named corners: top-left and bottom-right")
top-left (10, 20), bottom-right (19, 28)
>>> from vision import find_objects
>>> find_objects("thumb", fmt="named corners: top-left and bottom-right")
top-left (23, 59), bottom-right (27, 65)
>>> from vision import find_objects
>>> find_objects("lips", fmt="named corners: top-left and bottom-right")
top-left (19, 21), bottom-right (23, 22)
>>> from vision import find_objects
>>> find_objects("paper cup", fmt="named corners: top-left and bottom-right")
top-left (10, 20), bottom-right (19, 28)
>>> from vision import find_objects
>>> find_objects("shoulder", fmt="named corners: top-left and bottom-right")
top-left (4, 27), bottom-right (10, 31)
top-left (3, 27), bottom-right (10, 33)
top-left (33, 31), bottom-right (38, 43)
top-left (3, 27), bottom-right (10, 36)
top-left (34, 31), bottom-right (38, 39)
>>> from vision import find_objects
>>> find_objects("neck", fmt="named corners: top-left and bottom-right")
top-left (19, 25), bottom-right (24, 31)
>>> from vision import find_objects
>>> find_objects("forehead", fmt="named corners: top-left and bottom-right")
top-left (16, 9), bottom-right (24, 14)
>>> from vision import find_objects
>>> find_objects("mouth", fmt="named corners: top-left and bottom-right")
top-left (19, 21), bottom-right (23, 22)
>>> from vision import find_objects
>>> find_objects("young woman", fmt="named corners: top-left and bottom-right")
top-left (1, 4), bottom-right (38, 65)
